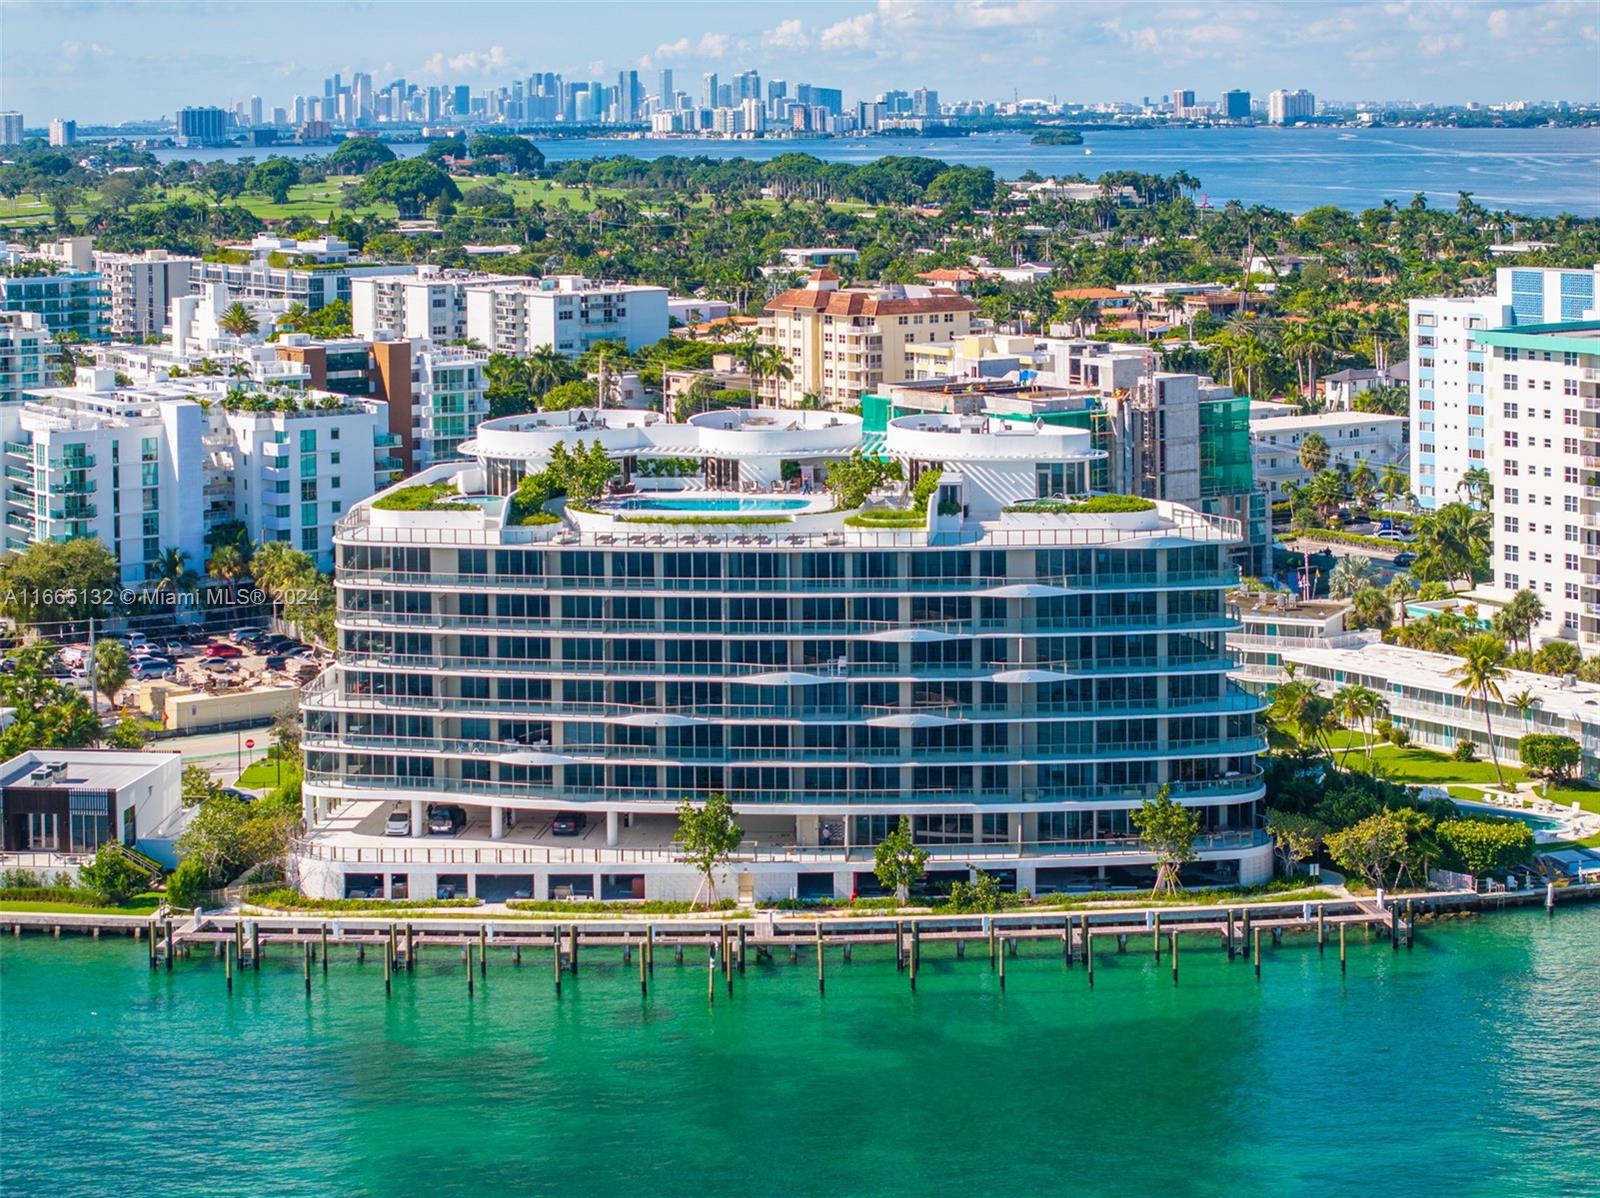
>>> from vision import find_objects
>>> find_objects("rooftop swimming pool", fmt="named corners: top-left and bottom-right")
top-left (613, 495), bottom-right (814, 513)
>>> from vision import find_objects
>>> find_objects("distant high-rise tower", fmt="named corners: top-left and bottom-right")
top-left (48, 117), bottom-right (75, 146)
top-left (702, 72), bottom-right (719, 110)
top-left (1220, 89), bottom-right (1251, 120)
top-left (1171, 88), bottom-right (1196, 116)
top-left (657, 69), bottom-right (674, 107)
top-left (1267, 88), bottom-right (1315, 124)
top-left (0, 112), bottom-right (23, 145)
top-left (453, 85), bottom-right (471, 118)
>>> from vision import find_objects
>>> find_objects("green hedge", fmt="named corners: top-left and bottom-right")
top-left (1286, 527), bottom-right (1408, 552)
top-left (1005, 496), bottom-right (1156, 515)
top-left (245, 887), bottom-right (483, 911)
top-left (506, 898), bottom-right (739, 914)
top-left (373, 482), bottom-right (461, 512)
top-left (844, 509), bottom-right (924, 528)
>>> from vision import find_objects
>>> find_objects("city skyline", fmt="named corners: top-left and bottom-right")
top-left (4, 0), bottom-right (1598, 124)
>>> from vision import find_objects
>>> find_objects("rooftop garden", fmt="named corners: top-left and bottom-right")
top-left (372, 481), bottom-right (461, 512)
top-left (220, 387), bottom-right (352, 413)
top-left (509, 438), bottom-right (614, 525)
top-left (1004, 496), bottom-right (1156, 515)
top-left (840, 464), bottom-right (945, 530)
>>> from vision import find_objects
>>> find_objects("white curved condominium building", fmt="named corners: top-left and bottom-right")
top-left (298, 406), bottom-right (1267, 902)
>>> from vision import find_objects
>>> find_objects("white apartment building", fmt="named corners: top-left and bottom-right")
top-left (1475, 321), bottom-right (1600, 649)
top-left (1285, 640), bottom-right (1600, 776)
top-left (2, 371), bottom-right (390, 581)
top-left (0, 312), bottom-right (50, 405)
top-left (216, 396), bottom-right (395, 573)
top-left (351, 268), bottom-right (483, 343)
top-left (198, 235), bottom-right (412, 312)
top-left (760, 272), bottom-right (978, 408)
top-left (95, 249), bottom-right (198, 341)
top-left (0, 113), bottom-right (23, 146)
top-left (1410, 265), bottom-right (1600, 510)
top-left (1267, 88), bottom-right (1315, 123)
top-left (463, 276), bottom-right (668, 358)
top-left (0, 372), bottom-right (209, 584)
top-left (410, 343), bottom-right (488, 466)
top-left (296, 405), bottom-right (1268, 901)
top-left (1250, 409), bottom-right (1409, 498)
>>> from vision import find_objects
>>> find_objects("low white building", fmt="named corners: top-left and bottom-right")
top-left (350, 267), bottom-right (490, 343)
top-left (1250, 410), bottom-right (1409, 498)
top-left (1284, 640), bottom-right (1600, 777)
top-left (464, 275), bottom-right (669, 357)
top-left (0, 749), bottom-right (185, 868)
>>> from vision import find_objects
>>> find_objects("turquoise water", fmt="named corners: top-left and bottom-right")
top-left (618, 495), bottom-right (812, 513)
top-left (145, 128), bottom-right (1600, 214)
top-left (3, 907), bottom-right (1598, 1197)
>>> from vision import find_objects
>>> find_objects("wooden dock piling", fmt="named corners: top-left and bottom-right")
top-left (1253, 928), bottom-right (1262, 980)
top-left (639, 935), bottom-right (648, 995)
top-left (553, 926), bottom-right (562, 995)
top-left (895, 921), bottom-right (904, 971)
top-left (479, 925), bottom-right (488, 976)
top-left (1226, 908), bottom-right (1236, 959)
top-left (1153, 911), bottom-right (1161, 960)
top-left (1339, 923), bottom-right (1347, 973)
top-left (816, 923), bottom-right (825, 995)
top-left (225, 940), bottom-right (233, 991)
top-left (568, 923), bottom-right (579, 975)
top-left (1171, 932), bottom-right (1179, 985)
top-left (997, 936), bottom-right (1006, 990)
top-left (1085, 931), bottom-right (1094, 988)
top-left (321, 924), bottom-right (329, 973)
top-left (1317, 905), bottom-right (1326, 954)
top-left (303, 941), bottom-right (311, 993)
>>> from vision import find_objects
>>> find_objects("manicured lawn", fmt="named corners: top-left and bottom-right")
top-left (0, 893), bottom-right (163, 915)
top-left (236, 751), bottom-right (291, 790)
top-left (1351, 745), bottom-right (1526, 787)
top-left (1542, 782), bottom-right (1600, 815)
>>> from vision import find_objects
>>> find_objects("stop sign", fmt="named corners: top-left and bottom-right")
top-left (245, 739), bottom-right (255, 749)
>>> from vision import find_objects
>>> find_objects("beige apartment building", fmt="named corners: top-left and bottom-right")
top-left (759, 270), bottom-right (977, 408)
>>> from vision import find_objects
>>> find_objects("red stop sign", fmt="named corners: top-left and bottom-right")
top-left (245, 739), bottom-right (255, 749)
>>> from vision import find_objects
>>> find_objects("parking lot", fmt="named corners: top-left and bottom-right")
top-left (52, 626), bottom-right (332, 702)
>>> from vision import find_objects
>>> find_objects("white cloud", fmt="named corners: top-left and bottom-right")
top-left (421, 45), bottom-right (510, 77)
top-left (763, 18), bottom-right (810, 49)
top-left (696, 33), bottom-right (731, 58)
top-left (652, 36), bottom-right (692, 61)
top-left (821, 12), bottom-right (878, 49)
top-left (1487, 8), bottom-right (1512, 36)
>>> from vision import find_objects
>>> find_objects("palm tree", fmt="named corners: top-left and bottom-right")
top-left (1297, 431), bottom-right (1330, 475)
top-left (1451, 632), bottom-right (1510, 788)
top-left (1385, 574), bottom-right (1417, 627)
top-left (1332, 682), bottom-right (1383, 766)
top-left (1507, 688), bottom-right (1539, 731)
top-left (207, 543), bottom-right (246, 595)
top-left (218, 302), bottom-right (259, 339)
top-left (526, 345), bottom-right (573, 397)
top-left (1378, 463), bottom-right (1409, 508)
top-left (1328, 554), bottom-right (1377, 599)
top-left (276, 302), bottom-right (310, 333)
top-left (150, 547), bottom-right (199, 597)
top-left (1501, 589), bottom-right (1545, 656)
top-left (1347, 461), bottom-right (1377, 511)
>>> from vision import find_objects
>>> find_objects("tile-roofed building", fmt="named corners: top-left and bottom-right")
top-left (760, 271), bottom-right (978, 407)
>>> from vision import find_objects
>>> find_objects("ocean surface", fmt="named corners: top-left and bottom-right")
top-left (149, 127), bottom-right (1600, 215)
top-left (3, 905), bottom-right (1597, 1197)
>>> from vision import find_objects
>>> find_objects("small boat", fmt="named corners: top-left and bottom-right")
top-left (1084, 148), bottom-right (1093, 155)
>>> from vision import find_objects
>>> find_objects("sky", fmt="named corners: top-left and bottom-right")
top-left (2, 0), bottom-right (1597, 124)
